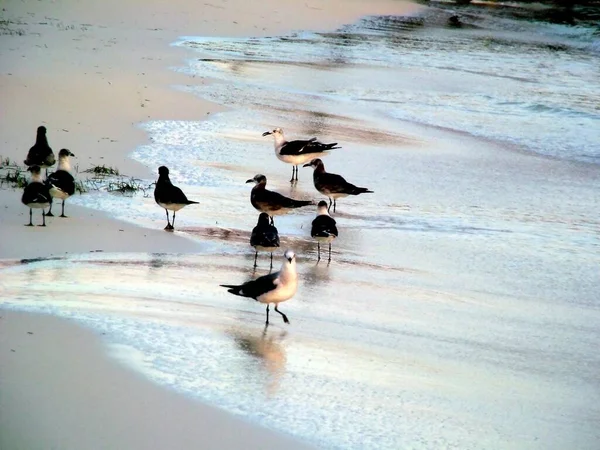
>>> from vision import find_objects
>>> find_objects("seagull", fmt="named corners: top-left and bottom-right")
top-left (303, 158), bottom-right (373, 213)
top-left (246, 174), bottom-right (312, 224)
top-left (46, 149), bottom-right (75, 218)
top-left (220, 250), bottom-right (297, 325)
top-left (250, 213), bottom-right (280, 269)
top-left (21, 165), bottom-right (51, 227)
top-left (154, 166), bottom-right (199, 231)
top-left (311, 201), bottom-right (339, 262)
top-left (24, 126), bottom-right (56, 172)
top-left (262, 128), bottom-right (340, 182)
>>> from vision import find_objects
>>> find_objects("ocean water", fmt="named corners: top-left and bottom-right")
top-left (4, 3), bottom-right (600, 449)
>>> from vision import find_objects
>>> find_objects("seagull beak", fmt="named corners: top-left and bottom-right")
top-left (70, 152), bottom-right (76, 157)
top-left (262, 131), bottom-right (272, 137)
top-left (302, 163), bottom-right (311, 168)
top-left (246, 179), bottom-right (255, 184)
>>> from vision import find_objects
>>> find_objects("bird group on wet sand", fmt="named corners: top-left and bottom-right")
top-left (20, 126), bottom-right (77, 226)
top-left (220, 127), bottom-right (374, 325)
top-left (19, 124), bottom-right (372, 326)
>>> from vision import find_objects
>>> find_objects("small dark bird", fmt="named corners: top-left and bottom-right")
top-left (246, 174), bottom-right (312, 224)
top-left (262, 128), bottom-right (340, 182)
top-left (221, 250), bottom-right (297, 325)
top-left (24, 126), bottom-right (56, 170)
top-left (46, 149), bottom-right (75, 218)
top-left (303, 158), bottom-right (373, 213)
top-left (311, 201), bottom-right (339, 262)
top-left (250, 213), bottom-right (281, 269)
top-left (21, 166), bottom-right (51, 227)
top-left (154, 166), bottom-right (199, 231)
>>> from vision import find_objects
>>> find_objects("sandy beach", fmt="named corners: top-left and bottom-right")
top-left (2, 0), bottom-right (599, 448)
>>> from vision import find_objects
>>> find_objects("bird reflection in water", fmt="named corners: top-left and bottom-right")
top-left (231, 325), bottom-right (288, 396)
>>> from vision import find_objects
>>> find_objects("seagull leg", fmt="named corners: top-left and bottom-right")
top-left (164, 209), bottom-right (172, 231)
top-left (26, 208), bottom-right (34, 226)
top-left (46, 200), bottom-right (54, 217)
top-left (269, 216), bottom-right (275, 226)
top-left (60, 199), bottom-right (67, 218)
top-left (328, 198), bottom-right (333, 212)
top-left (328, 242), bottom-right (332, 263)
top-left (172, 211), bottom-right (177, 230)
top-left (289, 166), bottom-right (295, 183)
top-left (317, 242), bottom-right (321, 261)
top-left (254, 251), bottom-right (258, 268)
top-left (275, 305), bottom-right (290, 324)
top-left (269, 252), bottom-right (273, 271)
top-left (265, 304), bottom-right (270, 326)
top-left (39, 210), bottom-right (46, 227)
top-left (333, 199), bottom-right (337, 213)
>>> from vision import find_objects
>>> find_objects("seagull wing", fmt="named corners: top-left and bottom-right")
top-left (47, 170), bottom-right (75, 196)
top-left (221, 271), bottom-right (280, 299)
top-left (279, 138), bottom-right (317, 156)
top-left (311, 215), bottom-right (338, 238)
top-left (251, 224), bottom-right (280, 247)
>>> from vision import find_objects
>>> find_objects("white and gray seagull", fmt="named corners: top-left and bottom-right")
top-left (46, 149), bottom-right (76, 218)
top-left (246, 174), bottom-right (312, 224)
top-left (154, 166), bottom-right (199, 231)
top-left (262, 127), bottom-right (340, 182)
top-left (304, 158), bottom-right (373, 213)
top-left (220, 250), bottom-right (298, 325)
top-left (250, 212), bottom-right (280, 269)
top-left (311, 201), bottom-right (339, 262)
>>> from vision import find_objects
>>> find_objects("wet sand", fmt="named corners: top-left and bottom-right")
top-left (0, 310), bottom-right (313, 450)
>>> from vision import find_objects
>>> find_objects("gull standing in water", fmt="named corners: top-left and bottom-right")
top-left (21, 166), bottom-right (51, 227)
top-left (304, 158), bottom-right (373, 213)
top-left (221, 250), bottom-right (298, 325)
top-left (311, 201), bottom-right (339, 262)
top-left (262, 128), bottom-right (340, 182)
top-left (24, 126), bottom-right (56, 173)
top-left (46, 149), bottom-right (75, 218)
top-left (154, 166), bottom-right (199, 231)
top-left (250, 213), bottom-right (281, 269)
top-left (246, 174), bottom-right (312, 224)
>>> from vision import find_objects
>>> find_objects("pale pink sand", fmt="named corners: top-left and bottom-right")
top-left (0, 310), bottom-right (313, 449)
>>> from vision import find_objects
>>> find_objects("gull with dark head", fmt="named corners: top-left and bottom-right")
top-left (303, 158), bottom-right (373, 213)
top-left (154, 166), bottom-right (199, 231)
top-left (250, 213), bottom-right (281, 269)
top-left (262, 127), bottom-right (340, 182)
top-left (21, 165), bottom-right (51, 227)
top-left (24, 125), bottom-right (56, 171)
top-left (46, 149), bottom-right (76, 218)
top-left (221, 250), bottom-right (298, 325)
top-left (311, 201), bottom-right (339, 262)
top-left (246, 174), bottom-right (312, 224)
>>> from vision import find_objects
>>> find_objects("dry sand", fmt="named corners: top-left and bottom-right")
top-left (0, 0), bottom-right (419, 448)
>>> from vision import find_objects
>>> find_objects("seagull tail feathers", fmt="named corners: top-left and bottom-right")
top-left (353, 187), bottom-right (374, 195)
top-left (186, 200), bottom-right (200, 205)
top-left (220, 284), bottom-right (243, 296)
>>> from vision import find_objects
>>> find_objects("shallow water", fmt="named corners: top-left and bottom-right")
top-left (4, 3), bottom-right (600, 449)
top-left (1, 252), bottom-right (599, 449)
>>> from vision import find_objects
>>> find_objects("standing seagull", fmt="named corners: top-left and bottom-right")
top-left (46, 149), bottom-right (75, 218)
top-left (311, 201), bottom-right (339, 262)
top-left (220, 250), bottom-right (298, 325)
top-left (303, 158), bottom-right (373, 213)
top-left (21, 165), bottom-right (51, 227)
top-left (24, 126), bottom-right (56, 171)
top-left (262, 128), bottom-right (340, 182)
top-left (246, 174), bottom-right (312, 224)
top-left (250, 213), bottom-right (280, 269)
top-left (154, 166), bottom-right (199, 231)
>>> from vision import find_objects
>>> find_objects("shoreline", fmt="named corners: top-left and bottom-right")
top-left (0, 0), bottom-right (421, 259)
